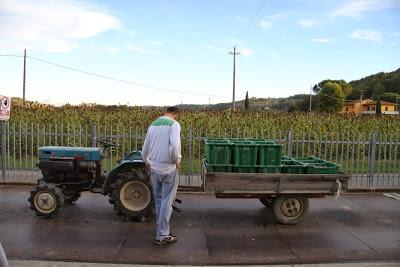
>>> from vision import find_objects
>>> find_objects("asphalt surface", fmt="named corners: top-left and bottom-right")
top-left (0, 185), bottom-right (399, 265)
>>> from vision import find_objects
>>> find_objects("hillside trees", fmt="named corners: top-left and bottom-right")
top-left (319, 82), bottom-right (345, 112)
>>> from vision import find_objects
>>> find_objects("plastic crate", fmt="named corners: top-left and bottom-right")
top-left (257, 165), bottom-right (281, 173)
top-left (305, 162), bottom-right (340, 174)
top-left (293, 156), bottom-right (340, 174)
top-left (232, 142), bottom-right (258, 166)
top-left (204, 140), bottom-right (233, 165)
top-left (255, 142), bottom-right (282, 166)
top-left (280, 160), bottom-right (306, 174)
top-left (232, 165), bottom-right (257, 173)
top-left (206, 164), bottom-right (233, 172)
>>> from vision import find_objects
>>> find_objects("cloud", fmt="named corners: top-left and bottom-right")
top-left (312, 38), bottom-right (335, 43)
top-left (332, 0), bottom-right (400, 18)
top-left (260, 20), bottom-right (272, 30)
top-left (240, 48), bottom-right (253, 56)
top-left (299, 19), bottom-right (316, 28)
top-left (0, 0), bottom-right (121, 52)
top-left (124, 43), bottom-right (160, 55)
top-left (394, 32), bottom-right (400, 37)
top-left (104, 47), bottom-right (119, 53)
top-left (350, 29), bottom-right (381, 42)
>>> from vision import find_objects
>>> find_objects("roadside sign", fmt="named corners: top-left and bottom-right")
top-left (0, 95), bottom-right (11, 121)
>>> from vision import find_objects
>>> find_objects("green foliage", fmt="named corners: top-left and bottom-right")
top-left (319, 82), bottom-right (345, 112)
top-left (380, 92), bottom-right (400, 103)
top-left (348, 68), bottom-right (400, 100)
top-left (245, 91), bottom-right (250, 110)
top-left (313, 79), bottom-right (352, 96)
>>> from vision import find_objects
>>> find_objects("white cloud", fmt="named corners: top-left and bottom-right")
top-left (0, 0), bottom-right (121, 52)
top-left (124, 43), bottom-right (160, 55)
top-left (312, 38), bottom-right (335, 43)
top-left (394, 32), bottom-right (400, 37)
top-left (332, 0), bottom-right (400, 18)
top-left (104, 47), bottom-right (119, 53)
top-left (240, 48), bottom-right (253, 56)
top-left (350, 29), bottom-right (381, 43)
top-left (299, 19), bottom-right (316, 28)
top-left (260, 20), bottom-right (272, 30)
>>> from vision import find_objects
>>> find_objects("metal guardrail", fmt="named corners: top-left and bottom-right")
top-left (1, 122), bottom-right (399, 190)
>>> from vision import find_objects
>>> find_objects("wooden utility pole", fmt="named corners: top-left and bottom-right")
top-left (309, 85), bottom-right (313, 111)
top-left (23, 49), bottom-right (26, 102)
top-left (229, 46), bottom-right (240, 110)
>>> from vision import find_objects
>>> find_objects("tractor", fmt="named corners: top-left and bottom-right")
top-left (28, 138), bottom-right (154, 222)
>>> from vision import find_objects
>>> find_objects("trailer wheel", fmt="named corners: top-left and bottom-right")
top-left (259, 197), bottom-right (273, 208)
top-left (28, 183), bottom-right (64, 217)
top-left (111, 172), bottom-right (153, 222)
top-left (272, 195), bottom-right (309, 225)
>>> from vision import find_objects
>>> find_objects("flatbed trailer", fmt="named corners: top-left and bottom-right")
top-left (202, 165), bottom-right (350, 225)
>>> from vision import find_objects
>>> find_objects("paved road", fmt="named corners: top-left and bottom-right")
top-left (0, 185), bottom-right (399, 265)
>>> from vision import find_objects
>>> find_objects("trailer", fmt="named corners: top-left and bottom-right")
top-left (201, 137), bottom-right (351, 224)
top-left (202, 163), bottom-right (350, 225)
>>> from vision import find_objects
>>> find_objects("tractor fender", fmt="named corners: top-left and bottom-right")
top-left (102, 161), bottom-right (147, 195)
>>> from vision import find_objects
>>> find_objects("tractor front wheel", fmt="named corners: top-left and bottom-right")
top-left (28, 183), bottom-right (64, 217)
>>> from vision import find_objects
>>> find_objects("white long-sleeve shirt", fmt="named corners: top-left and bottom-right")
top-left (142, 115), bottom-right (182, 175)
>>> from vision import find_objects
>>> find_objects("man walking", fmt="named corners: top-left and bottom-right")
top-left (142, 106), bottom-right (181, 245)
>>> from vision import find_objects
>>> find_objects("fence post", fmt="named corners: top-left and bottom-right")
top-left (286, 130), bottom-right (292, 157)
top-left (1, 121), bottom-right (7, 181)
top-left (188, 126), bottom-right (193, 183)
top-left (368, 132), bottom-right (376, 187)
top-left (91, 124), bottom-right (96, 147)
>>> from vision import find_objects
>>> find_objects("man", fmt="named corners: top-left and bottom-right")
top-left (142, 106), bottom-right (181, 245)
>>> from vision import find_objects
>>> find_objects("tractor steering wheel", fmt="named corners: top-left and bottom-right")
top-left (95, 138), bottom-right (120, 148)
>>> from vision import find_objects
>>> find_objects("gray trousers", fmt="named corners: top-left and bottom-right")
top-left (0, 242), bottom-right (9, 267)
top-left (151, 168), bottom-right (179, 240)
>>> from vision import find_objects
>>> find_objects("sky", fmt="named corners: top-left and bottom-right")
top-left (0, 0), bottom-right (399, 106)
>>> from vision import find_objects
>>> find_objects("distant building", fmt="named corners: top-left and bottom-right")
top-left (340, 99), bottom-right (398, 115)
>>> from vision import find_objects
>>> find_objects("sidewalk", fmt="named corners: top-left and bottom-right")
top-left (1, 185), bottom-right (399, 265)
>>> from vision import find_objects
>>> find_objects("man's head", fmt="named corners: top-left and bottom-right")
top-left (164, 106), bottom-right (180, 120)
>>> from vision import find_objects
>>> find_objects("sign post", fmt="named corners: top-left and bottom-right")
top-left (1, 96), bottom-right (11, 181)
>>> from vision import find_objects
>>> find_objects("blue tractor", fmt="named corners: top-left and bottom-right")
top-left (28, 138), bottom-right (154, 222)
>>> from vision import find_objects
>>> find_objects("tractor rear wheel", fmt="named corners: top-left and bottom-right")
top-left (111, 172), bottom-right (153, 222)
top-left (28, 183), bottom-right (64, 217)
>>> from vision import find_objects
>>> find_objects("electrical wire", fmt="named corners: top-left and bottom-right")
top-left (0, 54), bottom-right (228, 98)
top-left (240, 0), bottom-right (269, 37)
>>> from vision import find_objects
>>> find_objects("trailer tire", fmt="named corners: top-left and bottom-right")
top-left (272, 195), bottom-right (309, 225)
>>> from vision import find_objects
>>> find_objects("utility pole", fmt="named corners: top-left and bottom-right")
top-left (23, 49), bottom-right (27, 102)
top-left (309, 85), bottom-right (313, 112)
top-left (229, 46), bottom-right (240, 110)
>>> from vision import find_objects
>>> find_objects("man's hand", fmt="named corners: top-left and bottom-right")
top-left (145, 164), bottom-right (151, 175)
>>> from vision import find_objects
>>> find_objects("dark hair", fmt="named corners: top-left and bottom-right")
top-left (166, 106), bottom-right (179, 114)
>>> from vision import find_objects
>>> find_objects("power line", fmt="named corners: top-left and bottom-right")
top-left (1, 54), bottom-right (228, 98)
top-left (241, 0), bottom-right (269, 36)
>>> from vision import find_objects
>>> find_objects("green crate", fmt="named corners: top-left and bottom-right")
top-left (204, 141), bottom-right (233, 165)
top-left (232, 165), bottom-right (257, 173)
top-left (232, 142), bottom-right (258, 166)
top-left (305, 162), bottom-right (340, 174)
top-left (255, 143), bottom-right (282, 166)
top-left (206, 164), bottom-right (233, 172)
top-left (280, 160), bottom-right (306, 174)
top-left (257, 165), bottom-right (281, 173)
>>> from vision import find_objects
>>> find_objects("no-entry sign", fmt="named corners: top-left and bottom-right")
top-left (0, 95), bottom-right (11, 121)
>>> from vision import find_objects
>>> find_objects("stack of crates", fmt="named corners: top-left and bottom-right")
top-left (280, 156), bottom-right (340, 174)
top-left (204, 138), bottom-right (282, 173)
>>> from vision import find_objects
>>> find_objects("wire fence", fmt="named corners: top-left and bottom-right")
top-left (1, 122), bottom-right (399, 190)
